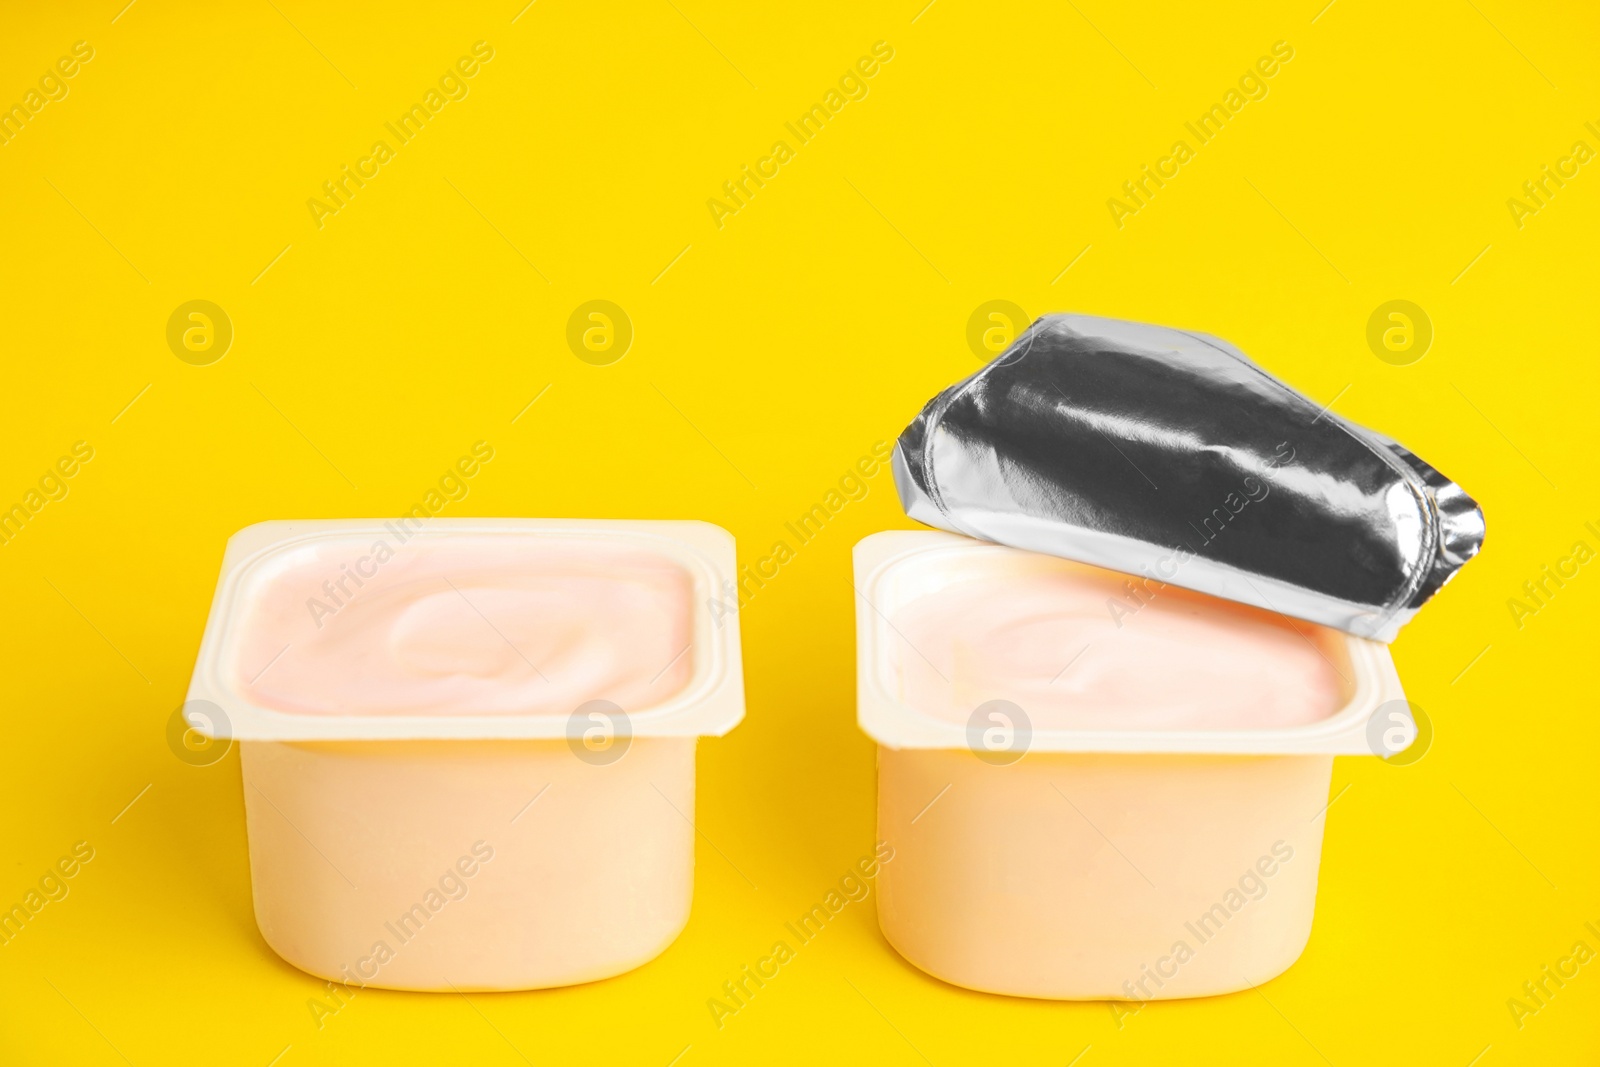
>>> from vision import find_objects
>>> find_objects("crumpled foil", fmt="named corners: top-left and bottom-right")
top-left (893, 314), bottom-right (1484, 641)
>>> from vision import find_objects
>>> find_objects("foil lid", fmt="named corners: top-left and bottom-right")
top-left (892, 314), bottom-right (1484, 641)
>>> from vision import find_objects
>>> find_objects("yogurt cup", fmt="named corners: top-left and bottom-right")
top-left (854, 530), bottom-right (1406, 1001)
top-left (185, 519), bottom-right (744, 992)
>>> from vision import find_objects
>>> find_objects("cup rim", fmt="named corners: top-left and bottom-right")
top-left (185, 518), bottom-right (745, 741)
top-left (854, 529), bottom-right (1406, 755)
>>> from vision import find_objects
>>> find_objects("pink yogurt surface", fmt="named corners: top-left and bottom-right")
top-left (890, 563), bottom-right (1347, 731)
top-left (232, 534), bottom-right (696, 716)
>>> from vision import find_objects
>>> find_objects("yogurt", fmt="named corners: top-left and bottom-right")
top-left (889, 562), bottom-right (1346, 731)
top-left (855, 531), bottom-right (1407, 1000)
top-left (185, 519), bottom-right (745, 992)
top-left (232, 535), bottom-right (696, 717)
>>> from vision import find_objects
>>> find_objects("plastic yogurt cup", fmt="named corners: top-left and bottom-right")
top-left (185, 519), bottom-right (744, 992)
top-left (854, 530), bottom-right (1406, 1000)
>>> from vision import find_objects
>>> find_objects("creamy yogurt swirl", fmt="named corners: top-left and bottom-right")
top-left (891, 561), bottom-right (1345, 731)
top-left (233, 535), bottom-right (695, 716)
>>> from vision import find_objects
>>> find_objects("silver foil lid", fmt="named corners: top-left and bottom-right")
top-left (893, 314), bottom-right (1484, 641)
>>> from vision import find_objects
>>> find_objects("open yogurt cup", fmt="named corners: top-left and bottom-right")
top-left (185, 519), bottom-right (744, 991)
top-left (854, 530), bottom-right (1407, 1001)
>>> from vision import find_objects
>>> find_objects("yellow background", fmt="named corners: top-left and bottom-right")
top-left (2, 0), bottom-right (1596, 1063)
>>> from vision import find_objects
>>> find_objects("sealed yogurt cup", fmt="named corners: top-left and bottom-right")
top-left (854, 530), bottom-right (1406, 1001)
top-left (185, 519), bottom-right (744, 991)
